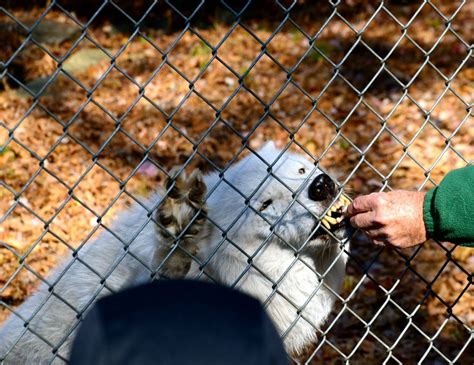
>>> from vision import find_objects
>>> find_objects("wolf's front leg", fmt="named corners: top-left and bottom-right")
top-left (154, 168), bottom-right (207, 278)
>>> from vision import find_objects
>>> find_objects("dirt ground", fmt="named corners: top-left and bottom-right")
top-left (1, 1), bottom-right (473, 364)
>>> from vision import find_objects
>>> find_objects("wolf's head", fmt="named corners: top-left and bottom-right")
top-left (205, 142), bottom-right (352, 254)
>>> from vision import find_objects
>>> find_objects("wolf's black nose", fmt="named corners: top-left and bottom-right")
top-left (308, 173), bottom-right (336, 201)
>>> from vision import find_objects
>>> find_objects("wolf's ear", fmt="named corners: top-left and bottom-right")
top-left (259, 141), bottom-right (277, 152)
top-left (234, 141), bottom-right (280, 172)
top-left (256, 141), bottom-right (279, 161)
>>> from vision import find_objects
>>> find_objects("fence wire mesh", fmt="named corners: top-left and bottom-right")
top-left (0, 0), bottom-right (473, 364)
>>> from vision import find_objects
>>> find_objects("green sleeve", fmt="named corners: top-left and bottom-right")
top-left (423, 166), bottom-right (474, 247)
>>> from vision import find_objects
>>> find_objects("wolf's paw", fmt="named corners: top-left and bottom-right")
top-left (166, 167), bottom-right (206, 209)
top-left (154, 167), bottom-right (207, 278)
top-left (158, 168), bottom-right (207, 235)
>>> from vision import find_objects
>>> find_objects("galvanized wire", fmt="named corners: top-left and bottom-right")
top-left (0, 0), bottom-right (472, 364)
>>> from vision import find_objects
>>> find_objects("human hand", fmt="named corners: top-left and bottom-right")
top-left (345, 191), bottom-right (428, 248)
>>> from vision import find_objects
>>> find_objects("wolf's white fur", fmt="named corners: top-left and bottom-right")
top-left (0, 142), bottom-right (349, 363)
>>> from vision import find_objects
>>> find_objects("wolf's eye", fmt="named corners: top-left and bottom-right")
top-left (259, 199), bottom-right (273, 211)
top-left (299, 168), bottom-right (306, 174)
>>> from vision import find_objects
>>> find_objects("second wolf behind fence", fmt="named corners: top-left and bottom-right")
top-left (0, 142), bottom-right (351, 363)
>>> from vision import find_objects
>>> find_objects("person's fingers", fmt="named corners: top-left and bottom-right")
top-left (372, 239), bottom-right (387, 247)
top-left (346, 194), bottom-right (380, 216)
top-left (364, 228), bottom-right (387, 239)
top-left (349, 211), bottom-right (376, 229)
top-left (360, 230), bottom-right (385, 246)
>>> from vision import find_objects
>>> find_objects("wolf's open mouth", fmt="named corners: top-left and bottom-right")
top-left (312, 194), bottom-right (350, 238)
top-left (320, 194), bottom-right (350, 231)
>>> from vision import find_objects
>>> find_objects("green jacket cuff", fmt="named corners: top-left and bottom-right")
top-left (423, 188), bottom-right (436, 239)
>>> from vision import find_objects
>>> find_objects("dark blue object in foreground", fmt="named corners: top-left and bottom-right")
top-left (70, 280), bottom-right (288, 365)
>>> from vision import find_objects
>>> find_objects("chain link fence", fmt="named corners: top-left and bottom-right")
top-left (0, 0), bottom-right (472, 364)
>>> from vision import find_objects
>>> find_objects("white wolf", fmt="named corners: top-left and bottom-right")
top-left (0, 142), bottom-right (351, 364)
